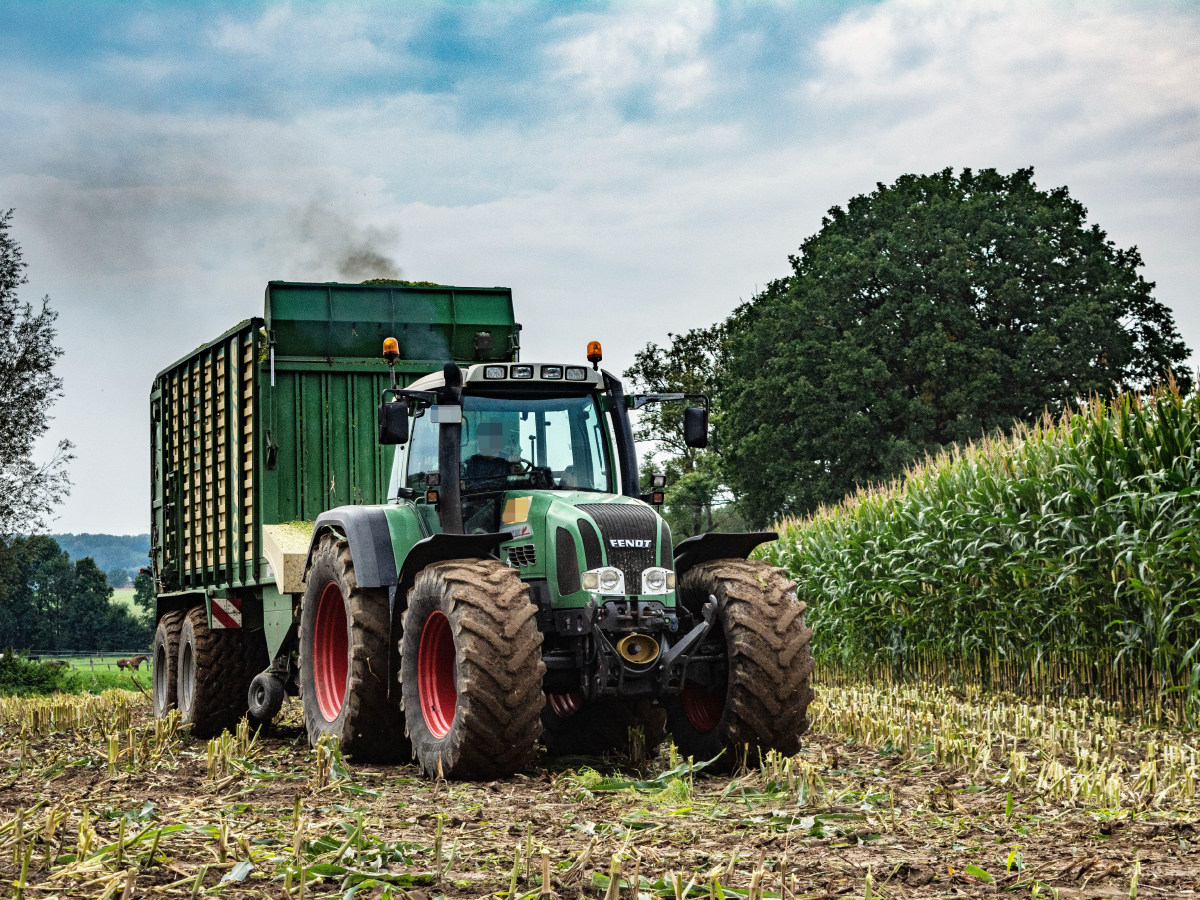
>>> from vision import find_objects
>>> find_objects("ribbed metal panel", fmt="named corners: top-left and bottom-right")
top-left (659, 518), bottom-right (673, 568)
top-left (555, 527), bottom-right (581, 595)
top-left (577, 518), bottom-right (603, 571)
top-left (508, 544), bottom-right (537, 568)
top-left (578, 503), bottom-right (658, 593)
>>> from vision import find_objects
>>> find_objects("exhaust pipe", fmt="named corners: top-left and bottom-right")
top-left (616, 633), bottom-right (660, 664)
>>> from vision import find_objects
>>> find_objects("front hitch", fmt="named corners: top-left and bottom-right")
top-left (658, 595), bottom-right (718, 692)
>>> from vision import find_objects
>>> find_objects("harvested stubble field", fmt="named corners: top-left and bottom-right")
top-left (0, 685), bottom-right (1195, 900)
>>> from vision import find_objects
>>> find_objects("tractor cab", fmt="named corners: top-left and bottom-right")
top-left (388, 362), bottom-right (615, 538)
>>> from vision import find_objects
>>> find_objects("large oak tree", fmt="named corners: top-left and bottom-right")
top-left (721, 168), bottom-right (1192, 526)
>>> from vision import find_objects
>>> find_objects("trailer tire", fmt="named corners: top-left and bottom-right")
top-left (152, 609), bottom-right (186, 717)
top-left (177, 606), bottom-right (267, 739)
top-left (299, 533), bottom-right (408, 762)
top-left (248, 672), bottom-right (286, 726)
top-left (400, 559), bottom-right (545, 779)
top-left (665, 559), bottom-right (813, 770)
top-left (541, 696), bottom-right (666, 759)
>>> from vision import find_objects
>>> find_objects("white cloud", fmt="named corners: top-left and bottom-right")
top-left (548, 3), bottom-right (715, 113)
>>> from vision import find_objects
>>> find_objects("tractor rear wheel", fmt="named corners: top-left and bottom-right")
top-left (665, 559), bottom-right (813, 770)
top-left (152, 609), bottom-right (185, 717)
top-left (541, 695), bottom-right (666, 759)
top-left (177, 606), bottom-right (267, 738)
top-left (299, 533), bottom-right (408, 762)
top-left (400, 559), bottom-right (545, 779)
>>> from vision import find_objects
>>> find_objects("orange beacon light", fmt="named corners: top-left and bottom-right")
top-left (587, 340), bottom-right (603, 370)
top-left (382, 337), bottom-right (400, 362)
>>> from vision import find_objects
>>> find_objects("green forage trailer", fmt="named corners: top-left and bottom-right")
top-left (149, 281), bottom-right (813, 778)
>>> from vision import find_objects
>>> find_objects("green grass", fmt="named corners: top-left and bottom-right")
top-left (111, 587), bottom-right (137, 611)
top-left (41, 654), bottom-right (150, 673)
top-left (62, 668), bottom-right (150, 694)
top-left (0, 654), bottom-right (151, 696)
top-left (760, 379), bottom-right (1200, 724)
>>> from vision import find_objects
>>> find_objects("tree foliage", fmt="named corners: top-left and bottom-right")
top-left (721, 168), bottom-right (1193, 526)
top-left (0, 210), bottom-right (73, 538)
top-left (625, 327), bottom-right (745, 537)
top-left (132, 570), bottom-right (155, 626)
top-left (49, 534), bottom-right (149, 573)
top-left (0, 536), bottom-right (151, 651)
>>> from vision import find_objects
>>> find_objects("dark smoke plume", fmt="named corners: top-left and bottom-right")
top-left (295, 201), bottom-right (402, 281)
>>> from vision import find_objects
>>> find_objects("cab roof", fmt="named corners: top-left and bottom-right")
top-left (409, 363), bottom-right (603, 392)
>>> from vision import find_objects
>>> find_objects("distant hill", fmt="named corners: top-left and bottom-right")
top-left (48, 534), bottom-right (150, 574)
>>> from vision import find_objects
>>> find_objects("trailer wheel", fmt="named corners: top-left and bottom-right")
top-left (541, 696), bottom-right (666, 759)
top-left (152, 609), bottom-right (185, 717)
top-left (665, 559), bottom-right (813, 770)
top-left (299, 533), bottom-right (408, 762)
top-left (248, 672), bottom-right (286, 726)
top-left (400, 559), bottom-right (545, 779)
top-left (177, 606), bottom-right (267, 739)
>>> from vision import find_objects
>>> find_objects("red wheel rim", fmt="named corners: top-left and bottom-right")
top-left (682, 679), bottom-right (724, 733)
top-left (548, 691), bottom-right (584, 718)
top-left (313, 581), bottom-right (349, 722)
top-left (418, 610), bottom-right (457, 738)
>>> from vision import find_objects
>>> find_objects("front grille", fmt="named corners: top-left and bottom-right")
top-left (578, 503), bottom-right (660, 593)
top-left (507, 544), bottom-right (537, 568)
top-left (578, 518), bottom-right (603, 570)
top-left (555, 527), bottom-right (581, 595)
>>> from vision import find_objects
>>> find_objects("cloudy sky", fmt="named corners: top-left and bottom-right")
top-left (2, 0), bottom-right (1198, 535)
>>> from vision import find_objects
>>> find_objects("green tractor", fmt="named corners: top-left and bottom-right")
top-left (282, 340), bottom-right (814, 778)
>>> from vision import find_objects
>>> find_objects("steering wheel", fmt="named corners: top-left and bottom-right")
top-left (509, 457), bottom-right (554, 488)
top-left (508, 457), bottom-right (536, 475)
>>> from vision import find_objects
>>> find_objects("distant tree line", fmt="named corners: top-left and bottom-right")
top-left (629, 168), bottom-right (1193, 534)
top-left (48, 533), bottom-right (150, 580)
top-left (0, 535), bottom-right (152, 652)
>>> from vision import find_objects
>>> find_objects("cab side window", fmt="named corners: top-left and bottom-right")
top-left (406, 413), bottom-right (439, 492)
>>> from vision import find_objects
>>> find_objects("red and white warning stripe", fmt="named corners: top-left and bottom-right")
top-left (211, 595), bottom-right (243, 629)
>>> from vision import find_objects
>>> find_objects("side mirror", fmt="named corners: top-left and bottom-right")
top-left (378, 400), bottom-right (410, 445)
top-left (683, 406), bottom-right (708, 449)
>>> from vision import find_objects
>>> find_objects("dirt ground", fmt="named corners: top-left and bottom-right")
top-left (0, 691), bottom-right (1195, 900)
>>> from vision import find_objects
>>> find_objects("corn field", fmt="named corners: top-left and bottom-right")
top-left (761, 380), bottom-right (1200, 724)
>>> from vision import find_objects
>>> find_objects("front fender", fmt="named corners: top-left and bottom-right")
top-left (672, 531), bottom-right (778, 580)
top-left (304, 506), bottom-right (397, 590)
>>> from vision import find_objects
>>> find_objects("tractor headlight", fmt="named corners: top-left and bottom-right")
top-left (599, 568), bottom-right (622, 592)
top-left (641, 567), bottom-right (673, 594)
top-left (582, 567), bottom-right (625, 594)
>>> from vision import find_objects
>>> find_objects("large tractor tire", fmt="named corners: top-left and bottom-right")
top-left (177, 606), bottom-right (267, 739)
top-left (541, 695), bottom-right (666, 759)
top-left (299, 533), bottom-right (408, 762)
top-left (400, 559), bottom-right (545, 779)
top-left (152, 609), bottom-right (186, 718)
top-left (665, 559), bottom-right (813, 770)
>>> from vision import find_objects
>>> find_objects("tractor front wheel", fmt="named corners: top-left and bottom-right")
top-left (400, 559), bottom-right (545, 779)
top-left (665, 559), bottom-right (814, 770)
top-left (299, 533), bottom-right (408, 762)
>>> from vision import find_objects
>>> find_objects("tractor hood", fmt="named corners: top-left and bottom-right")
top-left (498, 491), bottom-right (674, 609)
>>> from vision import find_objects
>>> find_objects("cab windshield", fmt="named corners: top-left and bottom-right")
top-left (394, 393), bottom-right (612, 498)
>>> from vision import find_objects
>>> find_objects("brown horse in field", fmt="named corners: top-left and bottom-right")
top-left (117, 655), bottom-right (149, 671)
